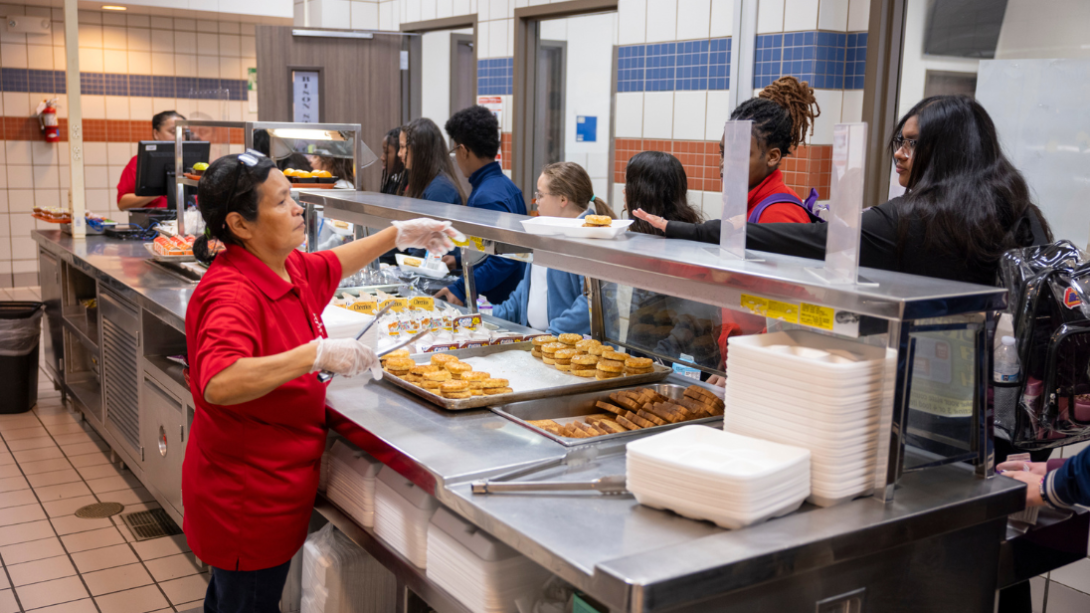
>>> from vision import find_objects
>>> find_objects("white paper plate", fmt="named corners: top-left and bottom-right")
top-left (520, 216), bottom-right (633, 239)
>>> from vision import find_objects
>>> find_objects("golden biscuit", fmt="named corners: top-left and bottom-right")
top-left (386, 357), bottom-right (416, 371)
top-left (558, 333), bottom-right (582, 345)
top-left (382, 348), bottom-right (411, 360)
top-left (541, 342), bottom-right (566, 355)
top-left (442, 391), bottom-right (473, 399)
top-left (483, 386), bottom-right (514, 395)
top-left (554, 348), bottom-right (577, 360)
top-left (461, 371), bottom-right (490, 381)
top-left (424, 370), bottom-right (452, 382)
top-left (571, 354), bottom-right (599, 366)
top-left (572, 368), bottom-right (597, 377)
top-left (556, 363), bottom-right (572, 372)
top-left (596, 359), bottom-right (625, 373)
top-left (602, 350), bottom-right (628, 362)
top-left (430, 353), bottom-right (458, 365)
top-left (531, 335), bottom-right (557, 347)
top-left (575, 339), bottom-right (600, 352)
top-left (481, 378), bottom-right (509, 388)
top-left (625, 357), bottom-right (653, 369)
top-left (440, 380), bottom-right (469, 392)
top-left (542, 357), bottom-right (556, 365)
top-left (588, 344), bottom-right (608, 356)
top-left (625, 367), bottom-right (654, 376)
top-left (596, 370), bottom-right (623, 380)
top-left (421, 380), bottom-right (442, 389)
top-left (584, 215), bottom-right (612, 227)
top-left (470, 389), bottom-right (484, 396)
top-left (446, 361), bottom-right (472, 375)
top-left (410, 364), bottom-right (439, 376)
top-left (531, 348), bottom-right (543, 359)
top-left (402, 374), bottom-right (422, 383)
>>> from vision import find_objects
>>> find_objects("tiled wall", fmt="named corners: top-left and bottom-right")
top-left (617, 38), bottom-right (731, 92)
top-left (754, 31), bottom-right (867, 89)
top-left (476, 57), bottom-right (512, 96)
top-left (0, 4), bottom-right (289, 288)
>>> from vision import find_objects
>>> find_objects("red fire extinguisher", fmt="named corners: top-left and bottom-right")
top-left (37, 99), bottom-right (59, 143)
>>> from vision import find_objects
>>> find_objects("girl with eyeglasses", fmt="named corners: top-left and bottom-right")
top-left (184, 152), bottom-right (455, 613)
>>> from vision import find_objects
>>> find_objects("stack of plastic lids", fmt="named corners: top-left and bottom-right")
top-left (725, 329), bottom-right (895, 507)
top-left (626, 425), bottom-right (811, 529)
top-left (323, 441), bottom-right (383, 528)
top-left (301, 524), bottom-right (373, 613)
top-left (426, 507), bottom-right (551, 613)
top-left (374, 466), bottom-right (439, 568)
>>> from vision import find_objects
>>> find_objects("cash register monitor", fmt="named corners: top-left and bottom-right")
top-left (134, 140), bottom-right (210, 197)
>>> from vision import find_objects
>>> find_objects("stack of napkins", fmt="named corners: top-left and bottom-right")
top-left (322, 441), bottom-right (383, 528)
top-left (426, 507), bottom-right (551, 613)
top-left (725, 330), bottom-right (895, 507)
top-left (374, 466), bottom-right (439, 568)
top-left (627, 425), bottom-right (811, 529)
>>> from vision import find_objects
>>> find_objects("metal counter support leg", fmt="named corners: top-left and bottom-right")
top-left (879, 320), bottom-right (916, 502)
top-left (462, 248), bottom-right (478, 314)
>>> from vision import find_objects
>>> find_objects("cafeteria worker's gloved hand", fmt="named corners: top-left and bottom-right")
top-left (392, 218), bottom-right (459, 254)
top-left (311, 338), bottom-right (383, 380)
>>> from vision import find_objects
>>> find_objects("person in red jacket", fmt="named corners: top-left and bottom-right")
top-left (116, 110), bottom-right (186, 210)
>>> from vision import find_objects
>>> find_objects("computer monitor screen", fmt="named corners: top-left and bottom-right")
top-left (134, 141), bottom-right (211, 197)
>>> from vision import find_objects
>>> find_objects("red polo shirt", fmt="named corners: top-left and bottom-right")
top-left (117, 156), bottom-right (168, 209)
top-left (182, 244), bottom-right (342, 571)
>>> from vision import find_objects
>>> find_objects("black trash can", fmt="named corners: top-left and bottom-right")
top-left (0, 301), bottom-right (45, 414)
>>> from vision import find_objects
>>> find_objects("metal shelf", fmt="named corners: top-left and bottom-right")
top-left (66, 379), bottom-right (102, 418)
top-left (313, 496), bottom-right (474, 613)
top-left (178, 177), bottom-right (199, 188)
top-left (62, 316), bottom-right (99, 357)
top-left (142, 355), bottom-right (189, 400)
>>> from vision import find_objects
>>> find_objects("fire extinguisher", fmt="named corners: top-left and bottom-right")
top-left (36, 99), bottom-right (59, 143)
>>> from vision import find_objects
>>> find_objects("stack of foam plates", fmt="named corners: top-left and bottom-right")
top-left (626, 425), bottom-right (811, 530)
top-left (374, 466), bottom-right (439, 569)
top-left (725, 330), bottom-right (895, 507)
top-left (322, 441), bottom-right (383, 528)
top-left (426, 507), bottom-right (551, 613)
top-left (301, 524), bottom-right (374, 613)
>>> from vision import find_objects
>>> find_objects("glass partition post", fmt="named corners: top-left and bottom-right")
top-left (811, 122), bottom-right (869, 285)
top-left (462, 248), bottom-right (479, 314)
top-left (174, 125), bottom-right (185, 236)
top-left (719, 120), bottom-right (752, 260)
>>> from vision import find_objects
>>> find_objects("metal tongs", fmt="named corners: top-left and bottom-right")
top-left (470, 446), bottom-right (628, 496)
top-left (317, 304), bottom-right (430, 383)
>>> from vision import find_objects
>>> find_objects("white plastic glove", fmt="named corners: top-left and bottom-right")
top-left (391, 218), bottom-right (457, 253)
top-left (311, 338), bottom-right (383, 380)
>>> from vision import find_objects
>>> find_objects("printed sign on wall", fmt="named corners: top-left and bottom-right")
top-left (576, 116), bottom-right (597, 142)
top-left (293, 71), bottom-right (320, 123)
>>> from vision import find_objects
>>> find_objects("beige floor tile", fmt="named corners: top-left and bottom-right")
top-left (0, 453), bottom-right (14, 467)
top-left (42, 423), bottom-right (92, 436)
top-left (7, 554), bottom-right (77, 587)
top-left (158, 573), bottom-right (210, 606)
top-left (34, 414), bottom-right (78, 426)
top-left (132, 534), bottom-right (191, 561)
top-left (14, 575), bottom-right (88, 610)
top-left (70, 543), bottom-right (139, 574)
top-left (60, 526), bottom-right (124, 553)
top-left (104, 487), bottom-right (155, 506)
top-left (94, 584), bottom-right (169, 613)
top-left (42, 495), bottom-right (98, 518)
top-left (0, 465), bottom-right (19, 480)
top-left (1, 426), bottom-right (50, 441)
top-left (0, 417), bottom-right (43, 432)
top-left (0, 476), bottom-right (28, 494)
top-left (0, 574), bottom-right (6, 590)
top-left (0, 488), bottom-right (38, 510)
top-left (63, 442), bottom-right (110, 457)
top-left (0, 519), bottom-right (54, 546)
top-left (86, 474), bottom-right (142, 495)
top-left (6, 437), bottom-right (58, 452)
top-left (0, 589), bottom-right (18, 613)
top-left (52, 433), bottom-right (100, 447)
top-left (82, 562), bottom-right (154, 596)
top-left (0, 502), bottom-right (46, 526)
top-left (143, 552), bottom-right (203, 583)
top-left (26, 597), bottom-right (99, 613)
top-left (20, 458), bottom-right (73, 475)
top-left (27, 469), bottom-right (82, 489)
top-left (33, 481), bottom-right (92, 502)
top-left (50, 513), bottom-right (115, 536)
top-left (13, 447), bottom-right (65, 463)
top-left (67, 453), bottom-right (111, 469)
top-left (0, 536), bottom-right (65, 565)
top-left (76, 464), bottom-right (122, 481)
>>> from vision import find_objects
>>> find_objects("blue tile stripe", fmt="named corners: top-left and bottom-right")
top-left (755, 30), bottom-right (867, 90)
top-left (476, 58), bottom-right (513, 96)
top-left (618, 37), bottom-right (731, 93)
top-left (0, 68), bottom-right (249, 100)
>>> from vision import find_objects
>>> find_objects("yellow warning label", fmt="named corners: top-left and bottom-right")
top-left (767, 299), bottom-right (799, 323)
top-left (800, 303), bottom-right (834, 331)
top-left (740, 293), bottom-right (768, 316)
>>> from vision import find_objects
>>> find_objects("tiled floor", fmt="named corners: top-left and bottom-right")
top-left (0, 287), bottom-right (208, 613)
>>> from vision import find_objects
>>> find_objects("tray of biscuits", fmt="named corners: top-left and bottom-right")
top-left (492, 382), bottom-right (724, 446)
top-left (378, 341), bottom-right (672, 411)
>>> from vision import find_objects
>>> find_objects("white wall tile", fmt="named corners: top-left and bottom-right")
top-left (840, 89), bottom-right (863, 124)
top-left (709, 0), bottom-right (733, 38)
top-left (150, 30), bottom-right (174, 54)
top-left (52, 22), bottom-right (64, 47)
top-left (539, 17), bottom-right (566, 40)
top-left (84, 143), bottom-right (108, 166)
top-left (79, 48), bottom-right (104, 73)
top-left (703, 190), bottom-right (723, 219)
top-left (151, 17), bottom-right (174, 30)
top-left (151, 53), bottom-right (174, 76)
top-left (102, 26), bottom-right (127, 51)
top-left (704, 89), bottom-right (730, 140)
top-left (2, 93), bottom-right (30, 117)
top-left (645, 0), bottom-right (677, 43)
top-left (379, 1), bottom-right (401, 31)
top-left (107, 165), bottom-right (125, 188)
top-left (104, 96), bottom-right (129, 120)
top-left (106, 143), bottom-right (131, 166)
top-left (476, 20), bottom-right (490, 58)
top-left (817, 0), bottom-right (848, 31)
top-left (78, 24), bottom-right (102, 48)
top-left (174, 54), bottom-right (197, 77)
top-left (673, 90), bottom-right (706, 140)
top-left (618, 0), bottom-right (647, 45)
top-left (127, 27), bottom-right (151, 52)
top-left (52, 47), bottom-right (65, 71)
top-left (218, 57), bottom-right (240, 79)
top-left (128, 51), bottom-right (151, 74)
top-left (488, 18), bottom-right (508, 57)
top-left (6, 142), bottom-right (32, 166)
top-left (34, 190), bottom-right (60, 209)
top-left (197, 20), bottom-right (219, 33)
top-left (31, 141), bottom-right (57, 167)
top-left (452, 0), bottom-right (470, 16)
top-left (219, 34), bottom-right (241, 57)
top-left (174, 31), bottom-right (197, 55)
top-left (27, 45), bottom-right (52, 70)
top-left (8, 190), bottom-right (34, 213)
top-left (847, 0), bottom-right (869, 31)
top-left (351, 3), bottom-right (380, 29)
top-left (676, 0), bottom-right (710, 41)
top-left (129, 98), bottom-right (152, 121)
top-left (8, 166), bottom-right (33, 189)
top-left (219, 21), bottom-right (240, 34)
top-left (33, 166), bottom-right (59, 189)
top-left (241, 36), bottom-right (256, 57)
top-left (81, 95), bottom-right (106, 120)
top-left (488, 0), bottom-right (508, 21)
top-left (810, 88), bottom-right (842, 145)
top-left (756, 0), bottom-right (784, 33)
top-left (102, 12), bottom-right (126, 27)
top-left (196, 33), bottom-right (219, 56)
top-left (103, 49), bottom-right (127, 72)
top-left (615, 93), bottom-right (644, 138)
top-left (1, 43), bottom-right (28, 68)
top-left (405, 0), bottom-right (421, 22)
top-left (782, 0), bottom-right (817, 31)
top-left (642, 92), bottom-right (673, 138)
top-left (174, 19), bottom-right (196, 32)
top-left (436, 0), bottom-right (453, 18)
top-left (86, 189), bottom-right (110, 212)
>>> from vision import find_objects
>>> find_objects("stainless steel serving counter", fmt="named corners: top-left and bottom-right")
top-left (31, 228), bottom-right (1080, 613)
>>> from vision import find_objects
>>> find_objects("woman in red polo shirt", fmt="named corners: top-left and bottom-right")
top-left (117, 110), bottom-right (186, 210)
top-left (183, 150), bottom-right (454, 612)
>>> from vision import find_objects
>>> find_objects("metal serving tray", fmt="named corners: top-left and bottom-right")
top-left (142, 242), bottom-right (196, 263)
top-left (382, 342), bottom-right (672, 411)
top-left (492, 382), bottom-right (723, 446)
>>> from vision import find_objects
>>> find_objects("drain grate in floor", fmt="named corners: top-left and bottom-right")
top-left (121, 508), bottom-right (182, 541)
top-left (75, 502), bottom-right (124, 519)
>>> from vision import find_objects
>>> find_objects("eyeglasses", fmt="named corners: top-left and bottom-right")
top-left (533, 190), bottom-right (553, 200)
top-left (893, 135), bottom-right (917, 155)
top-left (224, 149), bottom-right (268, 229)
top-left (449, 143), bottom-right (463, 155)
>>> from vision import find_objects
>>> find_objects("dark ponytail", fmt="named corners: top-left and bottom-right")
top-left (193, 152), bottom-right (277, 265)
top-left (540, 162), bottom-right (618, 219)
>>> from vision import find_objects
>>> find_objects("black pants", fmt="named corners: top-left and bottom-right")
top-left (204, 559), bottom-right (292, 613)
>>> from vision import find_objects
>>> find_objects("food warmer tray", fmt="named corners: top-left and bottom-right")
top-left (382, 342), bottom-right (672, 411)
top-left (142, 242), bottom-right (196, 263)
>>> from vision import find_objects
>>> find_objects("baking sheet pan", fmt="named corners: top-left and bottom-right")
top-left (381, 342), bottom-right (672, 411)
top-left (492, 382), bottom-right (723, 446)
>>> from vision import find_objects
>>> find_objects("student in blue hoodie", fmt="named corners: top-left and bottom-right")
top-left (399, 118), bottom-right (465, 206)
top-left (434, 106), bottom-right (528, 307)
top-left (492, 163), bottom-right (616, 335)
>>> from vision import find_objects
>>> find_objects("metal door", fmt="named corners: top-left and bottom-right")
top-left (450, 33), bottom-right (476, 115)
top-left (100, 289), bottom-right (141, 466)
top-left (38, 249), bottom-right (63, 383)
top-left (142, 376), bottom-right (186, 521)
top-left (533, 40), bottom-right (566, 181)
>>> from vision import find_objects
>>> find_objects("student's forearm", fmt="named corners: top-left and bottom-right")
top-left (204, 343), bottom-right (318, 406)
top-left (331, 226), bottom-right (399, 279)
top-left (118, 194), bottom-right (159, 210)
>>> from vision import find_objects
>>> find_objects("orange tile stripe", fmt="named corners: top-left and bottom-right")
top-left (500, 132), bottom-right (512, 171)
top-left (0, 118), bottom-right (246, 145)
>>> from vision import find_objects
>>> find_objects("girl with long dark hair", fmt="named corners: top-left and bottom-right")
top-left (380, 127), bottom-right (405, 195)
top-left (624, 151), bottom-right (703, 235)
top-left (400, 118), bottom-right (466, 205)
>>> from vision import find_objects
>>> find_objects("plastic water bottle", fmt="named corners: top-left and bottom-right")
top-left (994, 336), bottom-right (1021, 383)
